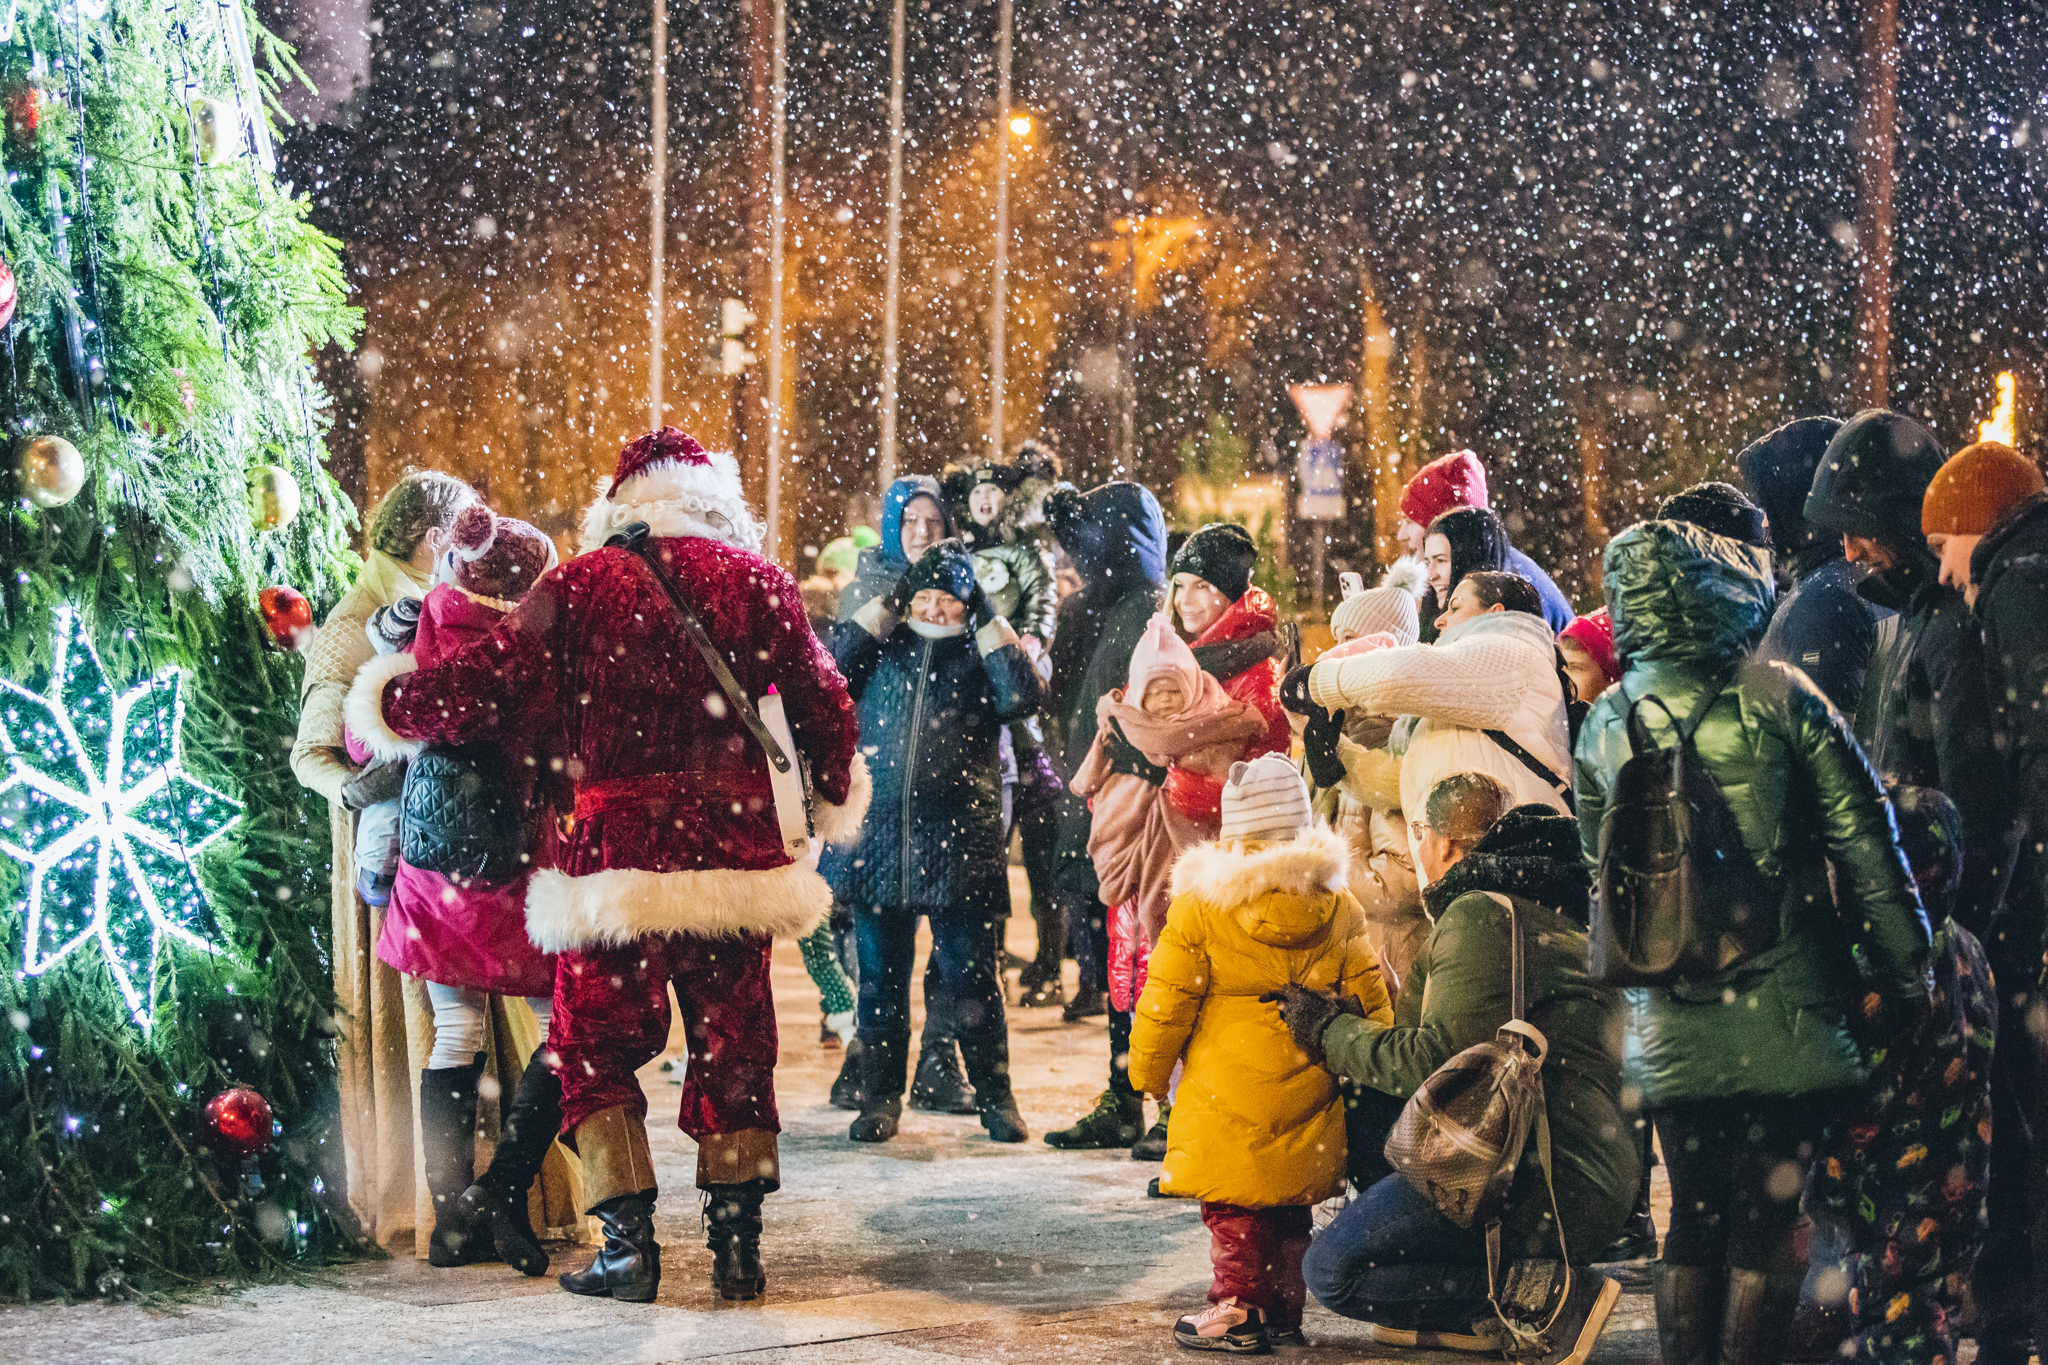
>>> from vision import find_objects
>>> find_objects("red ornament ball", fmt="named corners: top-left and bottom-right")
top-left (0, 255), bottom-right (15, 331)
top-left (7, 86), bottom-right (39, 143)
top-left (204, 1087), bottom-right (273, 1156)
top-left (258, 586), bottom-right (314, 650)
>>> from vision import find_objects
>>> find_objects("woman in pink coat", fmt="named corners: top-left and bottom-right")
top-left (346, 504), bottom-right (563, 1276)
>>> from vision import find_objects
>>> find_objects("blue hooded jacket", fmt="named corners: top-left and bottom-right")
top-left (838, 475), bottom-right (956, 621)
top-left (1738, 415), bottom-right (1889, 716)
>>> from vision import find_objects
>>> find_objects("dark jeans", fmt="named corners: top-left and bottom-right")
top-left (1654, 1096), bottom-right (1836, 1273)
top-left (855, 904), bottom-right (1006, 1044)
top-left (1975, 975), bottom-right (2042, 1364)
top-left (1306, 1086), bottom-right (1493, 1330)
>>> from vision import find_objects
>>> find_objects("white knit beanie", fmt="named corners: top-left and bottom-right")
top-left (1329, 583), bottom-right (1421, 646)
top-left (1220, 752), bottom-right (1314, 843)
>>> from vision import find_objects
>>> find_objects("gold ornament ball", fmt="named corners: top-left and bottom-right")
top-left (249, 464), bottom-right (301, 532)
top-left (189, 97), bottom-right (238, 165)
top-left (15, 435), bottom-right (85, 509)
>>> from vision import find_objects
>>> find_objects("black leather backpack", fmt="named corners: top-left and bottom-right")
top-left (1589, 669), bottom-right (1775, 986)
top-left (399, 742), bottom-right (526, 884)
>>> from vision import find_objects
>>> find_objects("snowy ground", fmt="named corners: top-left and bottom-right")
top-left (0, 872), bottom-right (1669, 1364)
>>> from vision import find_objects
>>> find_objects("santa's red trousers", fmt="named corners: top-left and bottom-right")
top-left (551, 931), bottom-right (780, 1144)
top-left (1201, 1202), bottom-right (1313, 1329)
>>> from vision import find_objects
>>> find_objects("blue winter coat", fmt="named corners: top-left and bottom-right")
top-left (1506, 545), bottom-right (1577, 633)
top-left (839, 475), bottom-right (956, 622)
top-left (820, 617), bottom-right (1041, 917)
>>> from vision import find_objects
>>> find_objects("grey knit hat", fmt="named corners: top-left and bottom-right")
top-left (1220, 753), bottom-right (1314, 843)
top-left (1329, 583), bottom-right (1421, 645)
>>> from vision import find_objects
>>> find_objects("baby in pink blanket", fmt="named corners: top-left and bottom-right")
top-left (1073, 614), bottom-right (1263, 1010)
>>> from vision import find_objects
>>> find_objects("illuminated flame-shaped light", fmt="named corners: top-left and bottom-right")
top-left (1979, 371), bottom-right (2018, 446)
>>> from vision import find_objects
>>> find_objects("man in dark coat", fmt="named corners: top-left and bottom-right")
top-left (1039, 480), bottom-right (1167, 1148)
top-left (1923, 440), bottom-right (2048, 1365)
top-left (1737, 415), bottom-right (1891, 716)
top-left (1803, 410), bottom-right (2008, 937)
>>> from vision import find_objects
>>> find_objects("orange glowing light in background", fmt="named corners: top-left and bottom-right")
top-left (1980, 371), bottom-right (2018, 446)
top-left (1009, 114), bottom-right (1033, 137)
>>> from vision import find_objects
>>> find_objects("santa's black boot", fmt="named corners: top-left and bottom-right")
top-left (704, 1182), bottom-right (768, 1301)
top-left (419, 1056), bottom-right (493, 1267)
top-left (559, 1193), bottom-right (660, 1302)
top-left (453, 1051), bottom-right (561, 1276)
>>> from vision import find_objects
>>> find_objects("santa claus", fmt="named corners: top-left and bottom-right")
top-left (347, 428), bottom-right (867, 1303)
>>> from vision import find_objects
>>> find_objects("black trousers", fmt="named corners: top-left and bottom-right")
top-left (1654, 1095), bottom-right (1839, 1273)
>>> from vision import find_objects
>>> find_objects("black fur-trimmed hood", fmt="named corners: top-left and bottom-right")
top-left (1422, 805), bottom-right (1591, 925)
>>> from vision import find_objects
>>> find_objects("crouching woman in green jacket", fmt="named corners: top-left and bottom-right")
top-left (1573, 521), bottom-right (1931, 1365)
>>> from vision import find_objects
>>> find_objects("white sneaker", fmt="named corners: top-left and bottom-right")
top-left (1172, 1297), bottom-right (1273, 1354)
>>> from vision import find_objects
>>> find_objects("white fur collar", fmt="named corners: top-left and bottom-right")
top-left (1169, 824), bottom-right (1350, 908)
top-left (579, 457), bottom-right (763, 555)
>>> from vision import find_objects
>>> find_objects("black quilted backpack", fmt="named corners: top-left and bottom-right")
top-left (399, 743), bottom-right (526, 884)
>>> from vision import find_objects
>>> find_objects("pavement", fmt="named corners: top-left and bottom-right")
top-left (1, 873), bottom-right (1675, 1365)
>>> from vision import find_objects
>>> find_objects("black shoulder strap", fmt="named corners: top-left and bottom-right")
top-left (1483, 729), bottom-right (1575, 813)
top-left (607, 523), bottom-right (792, 775)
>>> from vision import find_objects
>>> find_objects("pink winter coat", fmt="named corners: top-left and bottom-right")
top-left (366, 585), bottom-right (558, 997)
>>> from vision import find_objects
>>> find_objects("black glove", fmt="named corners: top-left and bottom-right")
top-left (1280, 664), bottom-right (1317, 716)
top-left (966, 578), bottom-right (996, 630)
top-left (880, 571), bottom-right (916, 618)
top-left (1303, 705), bottom-right (1347, 790)
top-left (1103, 717), bottom-right (1167, 786)
top-left (1260, 982), bottom-right (1347, 1060)
top-left (342, 757), bottom-right (409, 811)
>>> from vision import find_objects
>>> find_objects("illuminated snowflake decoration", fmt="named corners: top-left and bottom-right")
top-left (0, 608), bottom-right (240, 1028)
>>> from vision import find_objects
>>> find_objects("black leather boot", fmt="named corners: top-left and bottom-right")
top-left (704, 1182), bottom-right (767, 1300)
top-left (828, 1036), bottom-right (866, 1111)
top-left (558, 1192), bottom-right (660, 1302)
top-left (850, 1032), bottom-right (909, 1142)
top-left (958, 1034), bottom-right (1027, 1143)
top-left (1653, 1261), bottom-right (1726, 1365)
top-left (419, 1057), bottom-right (493, 1267)
top-left (908, 1041), bottom-right (978, 1115)
top-left (454, 1051), bottom-right (561, 1276)
top-left (1720, 1268), bottom-right (1804, 1365)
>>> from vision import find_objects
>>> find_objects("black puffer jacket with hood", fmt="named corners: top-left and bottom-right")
top-left (1739, 414), bottom-right (1891, 716)
top-left (1970, 493), bottom-right (2048, 966)
top-left (1804, 409), bottom-right (2009, 937)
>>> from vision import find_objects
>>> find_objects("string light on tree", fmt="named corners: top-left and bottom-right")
top-left (0, 608), bottom-right (241, 1028)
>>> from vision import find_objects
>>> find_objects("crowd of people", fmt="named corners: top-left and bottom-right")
top-left (291, 410), bottom-right (2048, 1365)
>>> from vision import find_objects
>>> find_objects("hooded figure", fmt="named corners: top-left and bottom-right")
top-left (1737, 414), bottom-right (1890, 715)
top-left (838, 475), bottom-right (956, 621)
top-left (1803, 409), bottom-right (2007, 938)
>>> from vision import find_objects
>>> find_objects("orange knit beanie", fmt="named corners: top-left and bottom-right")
top-left (1922, 442), bottom-right (2045, 535)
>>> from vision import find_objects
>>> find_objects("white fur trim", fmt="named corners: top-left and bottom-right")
top-left (1169, 825), bottom-right (1351, 908)
top-left (524, 858), bottom-right (831, 952)
top-left (342, 652), bottom-right (423, 761)
top-left (813, 750), bottom-right (871, 846)
top-left (579, 454), bottom-right (763, 554)
top-left (852, 597), bottom-right (897, 640)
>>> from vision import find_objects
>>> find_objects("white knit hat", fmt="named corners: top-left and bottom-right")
top-left (1220, 753), bottom-right (1314, 843)
top-left (1329, 583), bottom-right (1421, 645)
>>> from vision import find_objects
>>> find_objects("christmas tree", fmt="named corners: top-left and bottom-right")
top-left (0, 0), bottom-right (358, 1297)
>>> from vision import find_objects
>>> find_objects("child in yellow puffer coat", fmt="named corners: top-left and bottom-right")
top-left (1130, 752), bottom-right (1391, 1354)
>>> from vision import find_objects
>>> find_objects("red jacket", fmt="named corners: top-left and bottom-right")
top-left (1164, 587), bottom-right (1289, 826)
top-left (349, 535), bottom-right (866, 954)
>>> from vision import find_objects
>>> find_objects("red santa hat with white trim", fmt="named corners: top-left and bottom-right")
top-left (581, 426), bottom-right (763, 554)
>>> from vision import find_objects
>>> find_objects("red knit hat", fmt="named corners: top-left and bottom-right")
top-left (444, 504), bottom-right (558, 603)
top-left (1921, 441), bottom-right (2045, 536)
top-left (1559, 608), bottom-right (1618, 684)
top-left (1399, 449), bottom-right (1489, 526)
top-left (582, 426), bottom-right (761, 552)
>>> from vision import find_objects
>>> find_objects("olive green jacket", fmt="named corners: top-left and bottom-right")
top-left (1573, 521), bottom-right (1931, 1107)
top-left (1323, 889), bottom-right (1638, 1259)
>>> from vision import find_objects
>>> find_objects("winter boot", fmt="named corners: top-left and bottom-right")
top-left (1061, 980), bottom-right (1106, 1022)
top-left (959, 1035), bottom-right (1027, 1143)
top-left (703, 1182), bottom-right (768, 1300)
top-left (908, 1040), bottom-right (978, 1115)
top-left (1130, 1102), bottom-right (1170, 1161)
top-left (1043, 1088), bottom-right (1144, 1150)
top-left (559, 1193), bottom-right (661, 1302)
top-left (829, 1036), bottom-right (866, 1111)
top-left (419, 1057), bottom-right (493, 1267)
top-left (1652, 1262), bottom-right (1726, 1365)
top-left (850, 1032), bottom-right (909, 1143)
top-left (1718, 1268), bottom-right (1804, 1365)
top-left (454, 1051), bottom-right (561, 1276)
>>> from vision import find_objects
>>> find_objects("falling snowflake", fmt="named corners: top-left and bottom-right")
top-left (0, 608), bottom-right (241, 1028)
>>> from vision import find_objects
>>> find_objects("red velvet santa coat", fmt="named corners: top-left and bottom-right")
top-left (346, 536), bottom-right (867, 953)
top-left (1166, 586), bottom-right (1290, 826)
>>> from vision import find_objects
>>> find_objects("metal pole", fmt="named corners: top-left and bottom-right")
top-left (647, 0), bottom-right (667, 430)
top-left (990, 0), bottom-right (1011, 462)
top-left (765, 0), bottom-right (787, 559)
top-left (1120, 212), bottom-right (1136, 473)
top-left (878, 0), bottom-right (904, 496)
top-left (1853, 0), bottom-right (1898, 408)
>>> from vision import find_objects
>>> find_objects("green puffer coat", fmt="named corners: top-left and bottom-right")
top-left (1572, 521), bottom-right (1931, 1107)
top-left (970, 537), bottom-right (1057, 640)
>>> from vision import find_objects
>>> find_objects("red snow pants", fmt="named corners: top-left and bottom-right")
top-left (552, 931), bottom-right (780, 1151)
top-left (1201, 1202), bottom-right (1313, 1329)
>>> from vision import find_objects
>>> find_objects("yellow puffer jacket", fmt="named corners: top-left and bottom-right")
top-left (1129, 825), bottom-right (1392, 1206)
